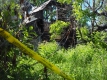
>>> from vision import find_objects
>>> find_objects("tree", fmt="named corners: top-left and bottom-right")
top-left (0, 0), bottom-right (38, 79)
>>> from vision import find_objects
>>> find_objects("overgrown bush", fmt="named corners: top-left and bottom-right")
top-left (37, 41), bottom-right (107, 80)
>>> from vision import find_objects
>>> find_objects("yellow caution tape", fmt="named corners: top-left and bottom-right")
top-left (0, 28), bottom-right (73, 80)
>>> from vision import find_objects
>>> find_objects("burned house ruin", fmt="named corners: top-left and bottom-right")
top-left (20, 0), bottom-right (77, 48)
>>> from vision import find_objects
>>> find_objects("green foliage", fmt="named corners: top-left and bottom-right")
top-left (76, 27), bottom-right (107, 49)
top-left (0, 1), bottom-right (37, 80)
top-left (57, 0), bottom-right (72, 4)
top-left (69, 43), bottom-right (107, 80)
top-left (38, 41), bottom-right (72, 79)
top-left (49, 20), bottom-right (69, 40)
top-left (91, 31), bottom-right (107, 49)
top-left (57, 0), bottom-right (84, 4)
top-left (1, 55), bottom-right (44, 80)
top-left (38, 41), bottom-right (67, 64)
top-left (73, 2), bottom-right (91, 26)
top-left (57, 0), bottom-right (85, 22)
top-left (76, 27), bottom-right (90, 42)
top-left (72, 1), bottom-right (83, 20)
top-left (1, 36), bottom-right (107, 80)
top-left (36, 41), bottom-right (107, 80)
top-left (38, 41), bottom-right (58, 57)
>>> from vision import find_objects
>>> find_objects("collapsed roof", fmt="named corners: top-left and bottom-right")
top-left (21, 0), bottom-right (59, 24)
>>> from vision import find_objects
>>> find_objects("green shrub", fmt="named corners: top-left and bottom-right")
top-left (69, 42), bottom-right (107, 80)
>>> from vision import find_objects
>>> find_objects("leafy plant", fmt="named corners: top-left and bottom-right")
top-left (91, 31), bottom-right (107, 49)
top-left (76, 27), bottom-right (90, 43)
top-left (49, 20), bottom-right (69, 40)
top-left (69, 42), bottom-right (107, 80)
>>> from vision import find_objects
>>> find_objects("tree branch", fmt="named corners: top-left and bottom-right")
top-left (84, 0), bottom-right (92, 10)
top-left (96, 0), bottom-right (104, 11)
top-left (95, 11), bottom-right (107, 17)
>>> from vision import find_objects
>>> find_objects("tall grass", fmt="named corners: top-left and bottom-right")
top-left (5, 42), bottom-right (107, 80)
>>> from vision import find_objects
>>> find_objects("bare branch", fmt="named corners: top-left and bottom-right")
top-left (84, 0), bottom-right (92, 10)
top-left (95, 11), bottom-right (107, 17)
top-left (93, 0), bottom-right (95, 11)
top-left (96, 0), bottom-right (104, 11)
